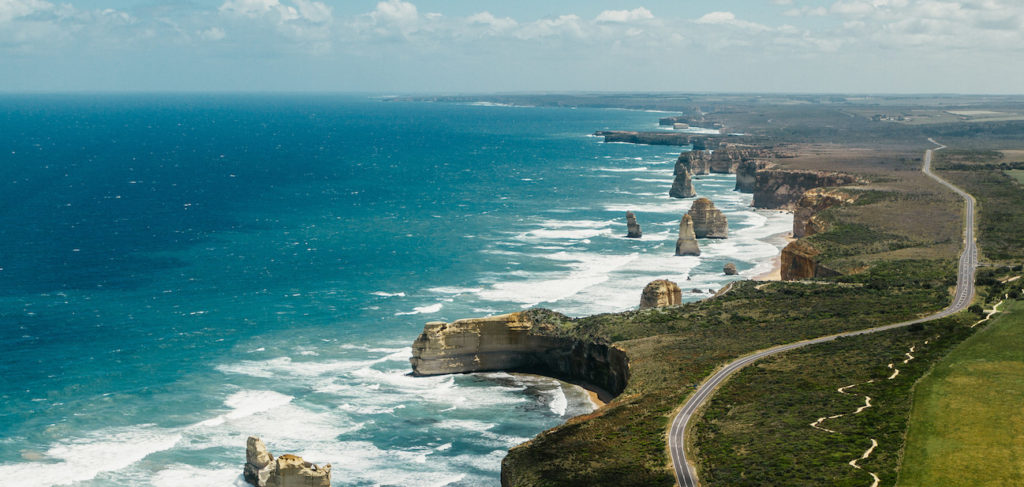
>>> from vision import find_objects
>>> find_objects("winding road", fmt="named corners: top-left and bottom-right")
top-left (668, 140), bottom-right (978, 487)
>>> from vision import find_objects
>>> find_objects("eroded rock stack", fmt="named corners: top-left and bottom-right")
top-left (244, 436), bottom-right (331, 487)
top-left (639, 279), bottom-right (682, 309)
top-left (669, 167), bottom-right (697, 198)
top-left (723, 263), bottom-right (738, 275)
top-left (688, 198), bottom-right (728, 238)
top-left (626, 211), bottom-right (642, 238)
top-left (675, 214), bottom-right (701, 256)
top-left (677, 150), bottom-right (712, 175)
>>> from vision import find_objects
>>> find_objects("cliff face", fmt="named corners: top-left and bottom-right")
top-left (410, 311), bottom-right (630, 397)
top-left (780, 240), bottom-right (841, 281)
top-left (753, 170), bottom-right (861, 210)
top-left (595, 131), bottom-right (690, 146)
top-left (793, 188), bottom-right (859, 238)
top-left (688, 198), bottom-right (728, 238)
top-left (639, 279), bottom-right (682, 309)
top-left (735, 159), bottom-right (772, 193)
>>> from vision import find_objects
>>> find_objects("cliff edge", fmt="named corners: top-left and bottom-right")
top-left (410, 310), bottom-right (630, 399)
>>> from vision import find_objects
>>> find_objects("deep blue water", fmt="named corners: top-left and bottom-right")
top-left (0, 96), bottom-right (790, 486)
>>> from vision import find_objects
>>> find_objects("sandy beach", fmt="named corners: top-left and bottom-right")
top-left (754, 231), bottom-right (796, 281)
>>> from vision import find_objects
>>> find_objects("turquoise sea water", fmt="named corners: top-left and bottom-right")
top-left (0, 96), bottom-right (791, 486)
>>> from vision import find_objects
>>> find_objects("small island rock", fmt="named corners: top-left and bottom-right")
top-left (724, 263), bottom-right (738, 275)
top-left (244, 436), bottom-right (331, 487)
top-left (639, 279), bottom-right (682, 309)
top-left (675, 214), bottom-right (701, 256)
top-left (626, 211), bottom-right (642, 238)
top-left (688, 198), bottom-right (728, 238)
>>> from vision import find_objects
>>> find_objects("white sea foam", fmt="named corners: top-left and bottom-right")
top-left (395, 302), bottom-right (444, 316)
top-left (371, 291), bottom-right (406, 297)
top-left (151, 464), bottom-right (246, 487)
top-left (427, 286), bottom-right (484, 295)
top-left (475, 252), bottom-right (639, 307)
top-left (594, 166), bottom-right (651, 172)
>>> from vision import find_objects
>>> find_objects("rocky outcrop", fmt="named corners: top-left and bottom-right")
top-left (639, 279), bottom-right (682, 309)
top-left (793, 188), bottom-right (860, 238)
top-left (753, 169), bottom-right (862, 210)
top-left (723, 263), bottom-right (738, 275)
top-left (675, 214), bottom-right (701, 256)
top-left (244, 437), bottom-right (331, 487)
top-left (676, 150), bottom-right (712, 175)
top-left (410, 310), bottom-right (630, 397)
top-left (625, 211), bottom-right (642, 238)
top-left (688, 198), bottom-right (728, 238)
top-left (594, 131), bottom-right (690, 146)
top-left (669, 168), bottom-right (696, 198)
top-left (780, 240), bottom-right (841, 281)
top-left (735, 159), bottom-right (772, 193)
top-left (708, 144), bottom-right (776, 174)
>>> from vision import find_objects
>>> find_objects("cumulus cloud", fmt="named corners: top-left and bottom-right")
top-left (595, 7), bottom-right (654, 23)
top-left (696, 11), bottom-right (770, 30)
top-left (466, 11), bottom-right (517, 32)
top-left (0, 0), bottom-right (54, 23)
top-left (198, 26), bottom-right (226, 41)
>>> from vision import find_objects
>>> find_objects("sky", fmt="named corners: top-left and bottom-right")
top-left (0, 0), bottom-right (1022, 93)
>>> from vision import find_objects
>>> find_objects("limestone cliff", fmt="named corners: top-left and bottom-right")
top-left (753, 169), bottom-right (862, 210)
top-left (688, 198), bottom-right (728, 239)
top-left (708, 144), bottom-right (775, 174)
top-left (735, 159), bottom-right (772, 193)
top-left (594, 131), bottom-right (690, 146)
top-left (675, 214), bottom-right (701, 256)
top-left (639, 279), bottom-right (682, 309)
top-left (410, 310), bottom-right (630, 397)
top-left (244, 437), bottom-right (331, 487)
top-left (780, 240), bottom-right (841, 281)
top-left (625, 211), bottom-right (642, 238)
top-left (793, 188), bottom-right (859, 238)
top-left (723, 263), bottom-right (738, 275)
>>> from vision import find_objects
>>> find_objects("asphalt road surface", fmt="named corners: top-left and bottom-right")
top-left (669, 141), bottom-right (976, 487)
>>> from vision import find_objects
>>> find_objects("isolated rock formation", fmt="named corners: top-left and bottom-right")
top-left (688, 198), bottom-right (728, 238)
top-left (625, 211), bottom-right (642, 238)
top-left (675, 214), bottom-right (701, 256)
top-left (753, 169), bottom-right (862, 210)
top-left (723, 263), bottom-right (738, 275)
top-left (410, 310), bottom-right (629, 397)
top-left (793, 188), bottom-right (859, 238)
top-left (677, 150), bottom-right (712, 175)
top-left (639, 279), bottom-right (682, 309)
top-left (669, 167), bottom-right (697, 198)
top-left (244, 437), bottom-right (331, 487)
top-left (780, 240), bottom-right (841, 281)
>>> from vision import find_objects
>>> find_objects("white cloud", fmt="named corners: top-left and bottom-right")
top-left (295, 0), bottom-right (331, 23)
top-left (595, 7), bottom-right (654, 23)
top-left (199, 26), bottom-right (226, 41)
top-left (517, 14), bottom-right (585, 39)
top-left (371, 0), bottom-right (418, 26)
top-left (466, 11), bottom-right (517, 31)
top-left (785, 6), bottom-right (829, 16)
top-left (0, 0), bottom-right (54, 23)
top-left (696, 11), bottom-right (770, 30)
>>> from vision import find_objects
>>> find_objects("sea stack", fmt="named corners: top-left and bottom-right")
top-left (688, 198), bottom-right (728, 238)
top-left (734, 160), bottom-right (759, 193)
top-left (626, 211), bottom-right (642, 238)
top-left (639, 279), bottom-right (682, 309)
top-left (244, 436), bottom-right (331, 487)
top-left (669, 167), bottom-right (697, 198)
top-left (675, 214), bottom-right (701, 256)
top-left (724, 263), bottom-right (738, 275)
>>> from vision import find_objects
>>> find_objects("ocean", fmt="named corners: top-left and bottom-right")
top-left (0, 95), bottom-right (791, 486)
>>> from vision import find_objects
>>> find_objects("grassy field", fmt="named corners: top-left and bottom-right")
top-left (692, 312), bottom-right (977, 486)
top-left (1007, 169), bottom-right (1024, 185)
top-left (897, 300), bottom-right (1024, 487)
top-left (933, 151), bottom-right (1024, 262)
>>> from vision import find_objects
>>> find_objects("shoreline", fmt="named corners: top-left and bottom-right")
top-left (754, 231), bottom-right (796, 281)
